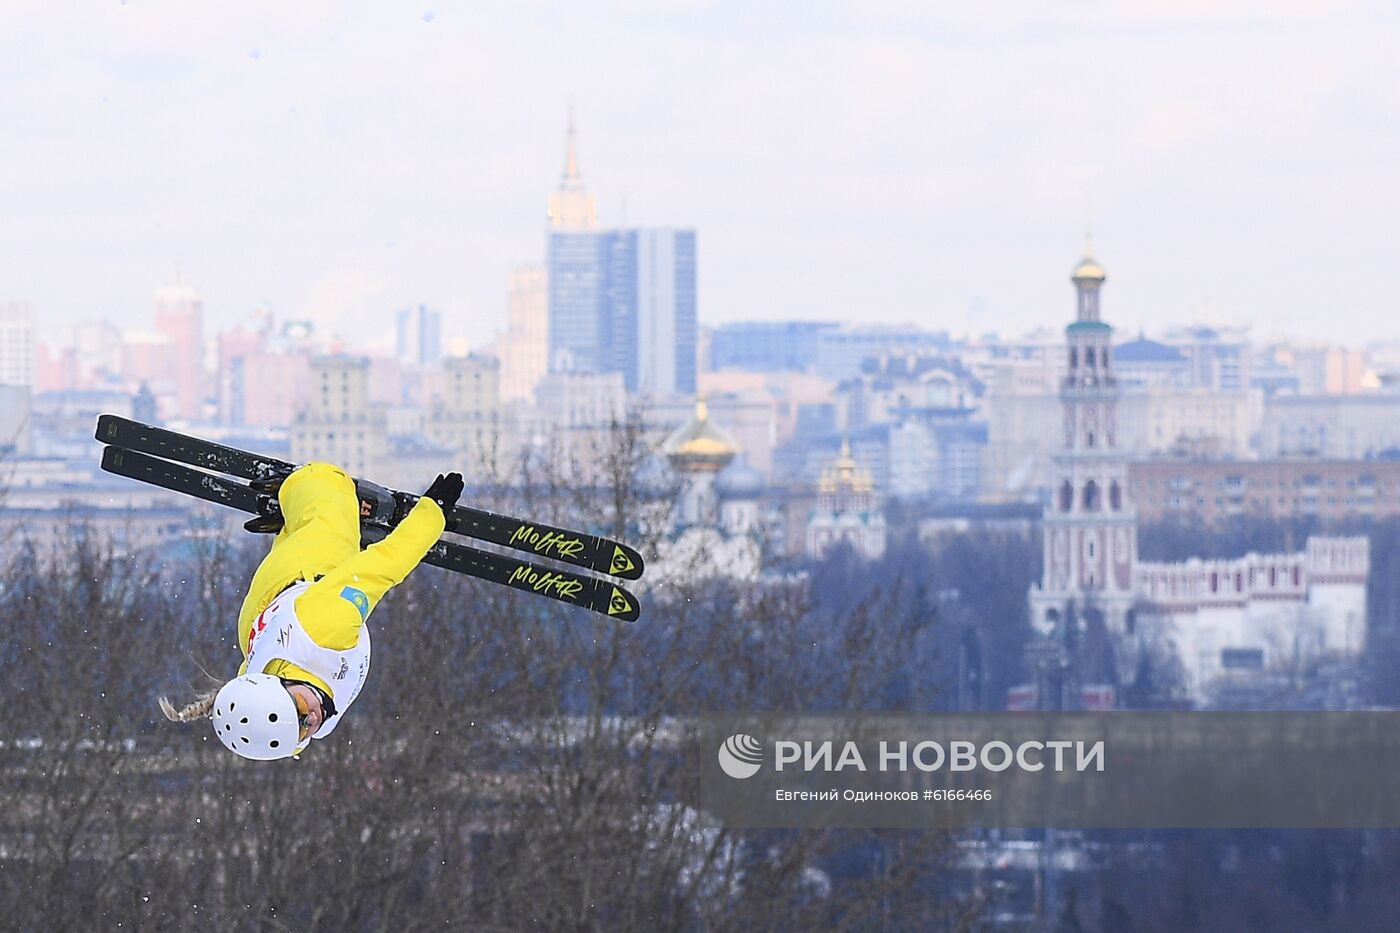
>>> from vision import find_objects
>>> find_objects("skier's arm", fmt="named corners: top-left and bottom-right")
top-left (294, 498), bottom-right (447, 649)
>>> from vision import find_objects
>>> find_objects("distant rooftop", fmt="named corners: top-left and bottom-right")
top-left (1116, 338), bottom-right (1187, 364)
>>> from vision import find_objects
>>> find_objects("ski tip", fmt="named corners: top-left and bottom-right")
top-left (95, 413), bottom-right (120, 443)
top-left (602, 584), bottom-right (641, 623)
top-left (606, 543), bottom-right (646, 581)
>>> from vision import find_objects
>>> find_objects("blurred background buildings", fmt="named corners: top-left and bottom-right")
top-left (2, 115), bottom-right (1395, 713)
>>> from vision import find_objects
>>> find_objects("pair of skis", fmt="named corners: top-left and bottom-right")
top-left (95, 415), bottom-right (643, 621)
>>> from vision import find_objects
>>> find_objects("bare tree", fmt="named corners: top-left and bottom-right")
top-left (0, 418), bottom-right (975, 931)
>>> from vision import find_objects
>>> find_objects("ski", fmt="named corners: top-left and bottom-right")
top-left (100, 446), bottom-right (641, 622)
top-left (94, 414), bottom-right (645, 581)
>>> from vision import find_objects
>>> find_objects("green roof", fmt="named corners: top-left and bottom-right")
top-left (1067, 320), bottom-right (1112, 334)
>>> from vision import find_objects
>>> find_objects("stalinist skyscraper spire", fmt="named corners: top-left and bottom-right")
top-left (547, 107), bottom-right (598, 231)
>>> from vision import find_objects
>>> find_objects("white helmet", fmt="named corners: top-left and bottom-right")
top-left (211, 673), bottom-right (305, 760)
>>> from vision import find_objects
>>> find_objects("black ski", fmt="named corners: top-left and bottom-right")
top-left (95, 414), bottom-right (644, 580)
top-left (100, 446), bottom-right (641, 622)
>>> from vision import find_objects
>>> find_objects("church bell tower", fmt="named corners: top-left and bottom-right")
top-left (1028, 246), bottom-right (1138, 640)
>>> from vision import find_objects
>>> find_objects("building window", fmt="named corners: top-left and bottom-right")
top-left (1110, 481), bottom-right (1122, 511)
top-left (1222, 648), bottom-right (1264, 670)
top-left (1083, 480), bottom-right (1100, 512)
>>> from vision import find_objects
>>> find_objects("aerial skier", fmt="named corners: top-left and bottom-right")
top-left (159, 462), bottom-right (464, 761)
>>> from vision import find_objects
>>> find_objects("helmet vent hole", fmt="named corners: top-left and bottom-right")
top-left (269, 713), bottom-right (278, 723)
top-left (229, 703), bottom-right (235, 711)
top-left (270, 741), bottom-right (279, 748)
top-left (240, 717), bottom-right (248, 724)
top-left (240, 736), bottom-right (249, 744)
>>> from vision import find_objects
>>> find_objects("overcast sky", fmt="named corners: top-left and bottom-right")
top-left (3, 1), bottom-right (1398, 349)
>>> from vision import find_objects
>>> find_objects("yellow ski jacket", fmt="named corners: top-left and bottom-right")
top-left (233, 462), bottom-right (445, 697)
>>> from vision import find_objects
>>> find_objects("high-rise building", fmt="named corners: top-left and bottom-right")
top-left (548, 229), bottom-right (609, 375)
top-left (218, 321), bottom-right (268, 425)
top-left (0, 302), bottom-right (35, 388)
top-left (630, 227), bottom-right (697, 396)
top-left (396, 304), bottom-right (442, 367)
top-left (544, 116), bottom-right (697, 396)
top-left (1157, 325), bottom-right (1250, 393)
top-left (227, 352), bottom-right (312, 430)
top-left (154, 284), bottom-right (205, 421)
top-left (548, 227), bottom-right (697, 396)
top-left (500, 265), bottom-right (549, 403)
top-left (1028, 249), bottom-right (1137, 640)
top-left (423, 355), bottom-right (504, 480)
top-left (291, 356), bottom-right (386, 478)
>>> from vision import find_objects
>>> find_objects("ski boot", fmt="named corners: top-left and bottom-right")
top-left (243, 503), bottom-right (285, 534)
top-left (243, 469), bottom-right (294, 534)
top-left (355, 479), bottom-right (405, 528)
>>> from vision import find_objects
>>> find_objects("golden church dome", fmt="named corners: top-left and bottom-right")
top-left (1071, 254), bottom-right (1107, 283)
top-left (662, 397), bottom-right (739, 473)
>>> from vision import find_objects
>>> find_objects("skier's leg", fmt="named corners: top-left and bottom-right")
top-left (237, 463), bottom-right (360, 640)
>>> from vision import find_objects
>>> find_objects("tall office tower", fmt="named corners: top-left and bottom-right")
top-left (500, 265), bottom-right (549, 403)
top-left (0, 302), bottom-right (35, 387)
top-left (548, 229), bottom-right (609, 374)
top-left (549, 227), bottom-right (697, 396)
top-left (544, 113), bottom-right (696, 396)
top-left (1028, 248), bottom-right (1137, 644)
top-left (546, 112), bottom-right (604, 375)
top-left (154, 284), bottom-right (205, 421)
top-left (396, 304), bottom-right (442, 367)
top-left (631, 228), bottom-right (697, 397)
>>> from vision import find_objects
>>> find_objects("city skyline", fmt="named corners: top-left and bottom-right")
top-left (4, 3), bottom-right (1399, 348)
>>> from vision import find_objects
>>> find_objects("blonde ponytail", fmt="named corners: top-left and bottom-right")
top-left (158, 690), bottom-right (217, 723)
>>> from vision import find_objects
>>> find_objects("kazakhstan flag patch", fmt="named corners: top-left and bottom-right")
top-left (340, 586), bottom-right (370, 622)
